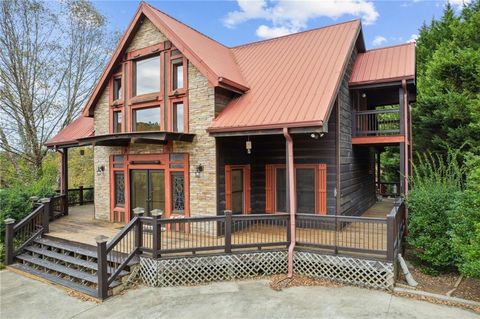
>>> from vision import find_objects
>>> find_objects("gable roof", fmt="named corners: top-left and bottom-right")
top-left (45, 116), bottom-right (94, 148)
top-left (208, 20), bottom-right (362, 133)
top-left (349, 43), bottom-right (415, 86)
top-left (82, 2), bottom-right (247, 117)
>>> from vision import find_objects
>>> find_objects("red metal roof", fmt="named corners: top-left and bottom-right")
top-left (208, 20), bottom-right (361, 133)
top-left (45, 116), bottom-right (94, 147)
top-left (349, 43), bottom-right (415, 86)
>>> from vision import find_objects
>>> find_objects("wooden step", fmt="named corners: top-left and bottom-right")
top-left (16, 254), bottom-right (121, 288)
top-left (35, 237), bottom-right (137, 266)
top-left (9, 263), bottom-right (98, 298)
top-left (25, 246), bottom-right (128, 277)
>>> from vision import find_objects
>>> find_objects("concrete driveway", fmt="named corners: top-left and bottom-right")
top-left (0, 270), bottom-right (478, 319)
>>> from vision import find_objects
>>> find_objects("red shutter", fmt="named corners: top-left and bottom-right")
top-left (265, 165), bottom-right (274, 213)
top-left (245, 165), bottom-right (251, 213)
top-left (225, 165), bottom-right (232, 211)
top-left (317, 164), bottom-right (327, 215)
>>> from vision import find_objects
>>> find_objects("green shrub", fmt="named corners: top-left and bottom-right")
top-left (450, 156), bottom-right (480, 277)
top-left (406, 149), bottom-right (465, 272)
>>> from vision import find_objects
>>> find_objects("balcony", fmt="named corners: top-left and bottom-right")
top-left (352, 109), bottom-right (404, 145)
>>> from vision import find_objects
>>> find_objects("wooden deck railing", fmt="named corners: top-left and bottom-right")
top-left (376, 182), bottom-right (401, 197)
top-left (56, 186), bottom-right (94, 206)
top-left (93, 201), bottom-right (405, 299)
top-left (3, 194), bottom-right (68, 265)
top-left (353, 109), bottom-right (400, 136)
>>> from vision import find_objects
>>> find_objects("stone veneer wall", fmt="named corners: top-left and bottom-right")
top-left (173, 62), bottom-right (217, 217)
top-left (93, 17), bottom-right (216, 220)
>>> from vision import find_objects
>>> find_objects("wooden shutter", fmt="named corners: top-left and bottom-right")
top-left (244, 165), bottom-right (251, 213)
top-left (265, 165), bottom-right (274, 213)
top-left (317, 164), bottom-right (327, 215)
top-left (225, 165), bottom-right (232, 210)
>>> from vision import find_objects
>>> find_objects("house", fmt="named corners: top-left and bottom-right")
top-left (6, 2), bottom-right (414, 299)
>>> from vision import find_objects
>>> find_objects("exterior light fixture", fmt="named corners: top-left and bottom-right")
top-left (246, 138), bottom-right (252, 154)
top-left (194, 164), bottom-right (203, 177)
top-left (362, 92), bottom-right (367, 98)
top-left (96, 165), bottom-right (105, 176)
top-left (79, 149), bottom-right (85, 157)
top-left (310, 133), bottom-right (319, 139)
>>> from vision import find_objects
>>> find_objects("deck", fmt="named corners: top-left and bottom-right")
top-left (48, 199), bottom-right (396, 257)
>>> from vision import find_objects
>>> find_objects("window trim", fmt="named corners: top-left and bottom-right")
top-left (109, 153), bottom-right (190, 223)
top-left (168, 97), bottom-right (188, 133)
top-left (168, 48), bottom-right (188, 97)
top-left (112, 110), bottom-right (124, 133)
top-left (225, 164), bottom-right (251, 214)
top-left (126, 44), bottom-right (165, 105)
top-left (265, 164), bottom-right (327, 215)
top-left (130, 102), bottom-right (163, 132)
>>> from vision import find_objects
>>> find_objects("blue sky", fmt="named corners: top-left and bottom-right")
top-left (93, 0), bottom-right (458, 49)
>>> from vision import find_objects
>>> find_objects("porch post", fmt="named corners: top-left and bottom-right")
top-left (133, 208), bottom-right (144, 251)
top-left (96, 235), bottom-right (109, 300)
top-left (40, 198), bottom-right (51, 233)
top-left (61, 148), bottom-right (69, 196)
top-left (151, 209), bottom-right (163, 259)
top-left (4, 218), bottom-right (15, 265)
top-left (283, 128), bottom-right (296, 278)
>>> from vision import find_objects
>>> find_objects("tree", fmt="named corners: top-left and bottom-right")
top-left (0, 0), bottom-right (114, 182)
top-left (413, 1), bottom-right (480, 156)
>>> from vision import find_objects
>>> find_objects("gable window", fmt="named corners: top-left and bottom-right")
top-left (172, 60), bottom-right (183, 90)
top-left (113, 77), bottom-right (122, 101)
top-left (172, 102), bottom-right (184, 133)
top-left (133, 106), bottom-right (160, 131)
top-left (135, 55), bottom-right (160, 96)
top-left (265, 164), bottom-right (327, 215)
top-left (113, 111), bottom-right (122, 133)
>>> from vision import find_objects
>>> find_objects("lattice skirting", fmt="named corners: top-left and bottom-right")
top-left (294, 251), bottom-right (394, 290)
top-left (140, 251), bottom-right (288, 287)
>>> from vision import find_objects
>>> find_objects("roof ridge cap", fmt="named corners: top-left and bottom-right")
top-left (230, 19), bottom-right (360, 50)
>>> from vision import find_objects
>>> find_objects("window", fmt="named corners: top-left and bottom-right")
top-left (113, 111), bottom-right (122, 133)
top-left (172, 60), bottom-right (183, 90)
top-left (171, 172), bottom-right (185, 214)
top-left (113, 77), bottom-right (122, 100)
top-left (114, 172), bottom-right (125, 207)
top-left (135, 55), bottom-right (160, 96)
top-left (225, 165), bottom-right (251, 214)
top-left (133, 107), bottom-right (160, 131)
top-left (265, 164), bottom-right (327, 215)
top-left (173, 102), bottom-right (184, 132)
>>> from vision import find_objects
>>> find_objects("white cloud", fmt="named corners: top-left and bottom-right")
top-left (224, 0), bottom-right (380, 39)
top-left (448, 0), bottom-right (472, 7)
top-left (407, 34), bottom-right (418, 43)
top-left (372, 35), bottom-right (387, 46)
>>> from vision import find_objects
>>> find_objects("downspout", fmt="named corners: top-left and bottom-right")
top-left (402, 80), bottom-right (409, 195)
top-left (283, 128), bottom-right (296, 278)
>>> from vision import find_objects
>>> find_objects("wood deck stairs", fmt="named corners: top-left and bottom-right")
top-left (8, 236), bottom-right (135, 299)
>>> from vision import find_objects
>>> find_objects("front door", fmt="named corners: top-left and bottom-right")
top-left (130, 169), bottom-right (165, 216)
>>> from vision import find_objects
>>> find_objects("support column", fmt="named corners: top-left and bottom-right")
top-left (283, 128), bottom-right (296, 278)
top-left (61, 148), bottom-right (69, 196)
top-left (399, 84), bottom-right (409, 196)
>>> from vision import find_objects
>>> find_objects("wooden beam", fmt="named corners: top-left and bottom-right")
top-left (352, 135), bottom-right (404, 145)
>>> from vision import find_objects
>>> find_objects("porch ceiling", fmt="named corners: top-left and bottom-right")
top-left (78, 131), bottom-right (195, 147)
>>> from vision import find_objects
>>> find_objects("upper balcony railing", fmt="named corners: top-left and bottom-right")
top-left (353, 109), bottom-right (401, 137)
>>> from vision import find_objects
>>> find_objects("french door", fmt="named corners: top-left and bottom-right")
top-left (130, 169), bottom-right (165, 216)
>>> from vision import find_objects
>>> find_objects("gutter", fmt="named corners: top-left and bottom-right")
top-left (283, 128), bottom-right (296, 278)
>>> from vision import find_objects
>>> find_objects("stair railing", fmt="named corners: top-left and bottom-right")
top-left (96, 209), bottom-right (145, 300)
top-left (3, 198), bottom-right (52, 265)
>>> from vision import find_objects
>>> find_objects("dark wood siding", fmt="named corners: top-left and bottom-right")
top-left (338, 47), bottom-right (376, 216)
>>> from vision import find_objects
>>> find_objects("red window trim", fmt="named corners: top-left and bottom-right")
top-left (167, 48), bottom-right (188, 97)
top-left (127, 44), bottom-right (165, 104)
top-left (225, 164), bottom-right (251, 214)
top-left (109, 152), bottom-right (190, 223)
top-left (108, 68), bottom-right (125, 134)
top-left (168, 97), bottom-right (189, 133)
top-left (129, 101), bottom-right (163, 132)
top-left (265, 164), bottom-right (327, 215)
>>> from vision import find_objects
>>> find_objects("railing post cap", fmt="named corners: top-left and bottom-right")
top-left (133, 207), bottom-right (145, 215)
top-left (150, 209), bottom-right (163, 217)
top-left (29, 196), bottom-right (39, 202)
top-left (40, 197), bottom-right (51, 203)
top-left (95, 235), bottom-right (109, 244)
top-left (224, 210), bottom-right (232, 215)
top-left (4, 218), bottom-right (15, 224)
